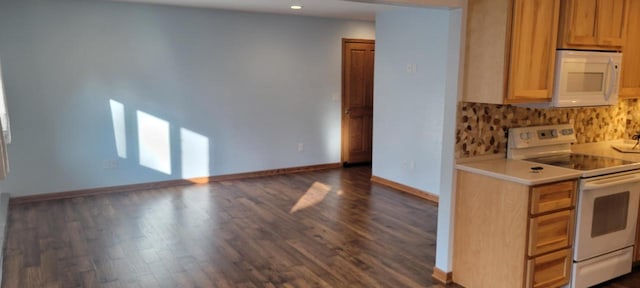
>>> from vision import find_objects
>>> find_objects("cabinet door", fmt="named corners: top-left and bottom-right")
top-left (506, 0), bottom-right (561, 103)
top-left (596, 0), bottom-right (628, 47)
top-left (565, 0), bottom-right (599, 46)
top-left (620, 0), bottom-right (640, 98)
top-left (559, 0), bottom-right (628, 49)
top-left (526, 249), bottom-right (572, 288)
top-left (635, 202), bottom-right (640, 261)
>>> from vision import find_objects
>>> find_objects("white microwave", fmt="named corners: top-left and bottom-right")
top-left (551, 50), bottom-right (622, 107)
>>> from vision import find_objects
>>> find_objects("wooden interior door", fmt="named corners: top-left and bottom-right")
top-left (342, 39), bottom-right (374, 165)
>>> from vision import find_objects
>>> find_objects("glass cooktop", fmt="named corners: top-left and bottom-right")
top-left (524, 153), bottom-right (636, 171)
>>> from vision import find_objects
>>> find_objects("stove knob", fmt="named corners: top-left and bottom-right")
top-left (520, 132), bottom-right (531, 140)
top-left (551, 130), bottom-right (558, 137)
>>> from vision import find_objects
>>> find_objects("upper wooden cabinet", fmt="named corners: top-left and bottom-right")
top-left (620, 0), bottom-right (640, 98)
top-left (557, 0), bottom-right (630, 50)
top-left (463, 0), bottom-right (561, 104)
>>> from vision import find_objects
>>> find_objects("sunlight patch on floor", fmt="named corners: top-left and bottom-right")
top-left (290, 181), bottom-right (333, 214)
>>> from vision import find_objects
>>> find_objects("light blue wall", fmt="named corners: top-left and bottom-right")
top-left (0, 0), bottom-right (375, 196)
top-left (372, 7), bottom-right (450, 195)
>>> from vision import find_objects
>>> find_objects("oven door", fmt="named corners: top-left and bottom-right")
top-left (574, 171), bottom-right (640, 262)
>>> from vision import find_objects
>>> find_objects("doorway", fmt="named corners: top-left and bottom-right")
top-left (341, 38), bottom-right (375, 166)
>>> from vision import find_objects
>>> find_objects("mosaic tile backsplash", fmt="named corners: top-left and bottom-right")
top-left (456, 99), bottom-right (640, 158)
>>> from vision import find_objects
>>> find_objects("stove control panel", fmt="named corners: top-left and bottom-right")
top-left (537, 128), bottom-right (557, 140)
top-left (561, 128), bottom-right (574, 135)
top-left (520, 132), bottom-right (532, 140)
top-left (508, 124), bottom-right (576, 150)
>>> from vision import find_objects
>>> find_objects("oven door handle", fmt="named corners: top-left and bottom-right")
top-left (582, 174), bottom-right (640, 191)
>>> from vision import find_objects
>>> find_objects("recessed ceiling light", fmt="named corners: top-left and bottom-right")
top-left (290, 5), bottom-right (303, 10)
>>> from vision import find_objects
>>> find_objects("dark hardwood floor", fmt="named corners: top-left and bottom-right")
top-left (1, 166), bottom-right (460, 288)
top-left (597, 266), bottom-right (640, 288)
top-left (5, 166), bottom-right (640, 288)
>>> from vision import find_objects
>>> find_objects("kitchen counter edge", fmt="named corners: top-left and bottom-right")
top-left (456, 157), bottom-right (582, 186)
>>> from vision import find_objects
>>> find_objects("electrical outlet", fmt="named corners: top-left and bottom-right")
top-left (402, 160), bottom-right (416, 171)
top-left (103, 159), bottom-right (118, 169)
top-left (298, 143), bottom-right (304, 152)
top-left (406, 64), bottom-right (417, 73)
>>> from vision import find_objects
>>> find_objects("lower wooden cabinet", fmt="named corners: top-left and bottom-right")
top-left (528, 210), bottom-right (574, 256)
top-left (453, 171), bottom-right (577, 288)
top-left (530, 181), bottom-right (575, 215)
top-left (635, 201), bottom-right (640, 261)
top-left (526, 249), bottom-right (572, 288)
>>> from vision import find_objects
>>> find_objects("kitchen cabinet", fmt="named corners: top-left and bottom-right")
top-left (526, 249), bottom-right (572, 288)
top-left (620, 0), bottom-right (640, 99)
top-left (636, 204), bottom-right (640, 261)
top-left (463, 0), bottom-right (561, 104)
top-left (557, 0), bottom-right (629, 51)
top-left (453, 171), bottom-right (576, 288)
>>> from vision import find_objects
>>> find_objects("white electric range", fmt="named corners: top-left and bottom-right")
top-left (508, 124), bottom-right (640, 288)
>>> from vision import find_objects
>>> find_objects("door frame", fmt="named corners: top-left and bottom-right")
top-left (341, 38), bottom-right (375, 165)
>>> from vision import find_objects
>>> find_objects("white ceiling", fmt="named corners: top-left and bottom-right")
top-left (107, 0), bottom-right (464, 21)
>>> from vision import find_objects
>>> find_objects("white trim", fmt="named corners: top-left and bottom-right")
top-left (435, 3), bottom-right (466, 274)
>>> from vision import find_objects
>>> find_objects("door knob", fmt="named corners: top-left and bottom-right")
top-left (345, 109), bottom-right (350, 115)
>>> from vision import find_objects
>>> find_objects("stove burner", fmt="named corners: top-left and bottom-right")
top-left (524, 153), bottom-right (635, 171)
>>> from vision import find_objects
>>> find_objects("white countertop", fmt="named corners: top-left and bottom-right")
top-left (456, 157), bottom-right (583, 186)
top-left (457, 139), bottom-right (640, 186)
top-left (572, 139), bottom-right (640, 161)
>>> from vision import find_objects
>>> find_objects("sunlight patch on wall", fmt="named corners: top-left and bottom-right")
top-left (180, 128), bottom-right (210, 179)
top-left (290, 181), bottom-right (332, 214)
top-left (323, 111), bottom-right (341, 161)
top-left (137, 110), bottom-right (171, 175)
top-left (0, 60), bottom-right (11, 144)
top-left (109, 99), bottom-right (127, 158)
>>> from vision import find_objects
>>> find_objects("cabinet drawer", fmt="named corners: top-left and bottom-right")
top-left (526, 248), bottom-right (572, 288)
top-left (530, 181), bottom-right (576, 215)
top-left (528, 210), bottom-right (574, 257)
